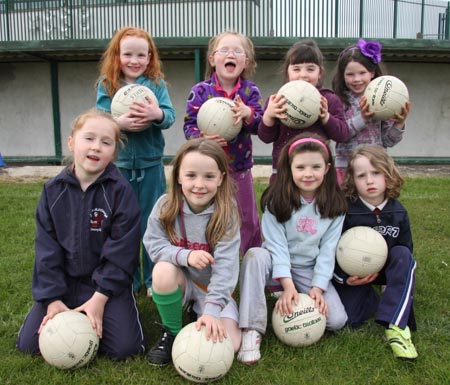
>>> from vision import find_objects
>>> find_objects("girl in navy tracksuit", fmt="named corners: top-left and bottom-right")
top-left (333, 145), bottom-right (417, 360)
top-left (17, 110), bottom-right (145, 360)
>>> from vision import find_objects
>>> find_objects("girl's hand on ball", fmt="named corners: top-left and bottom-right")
top-left (309, 287), bottom-right (328, 317)
top-left (263, 94), bottom-right (287, 126)
top-left (196, 315), bottom-right (227, 343)
top-left (38, 300), bottom-right (69, 334)
top-left (319, 95), bottom-right (330, 124)
top-left (201, 133), bottom-right (228, 147)
top-left (360, 95), bottom-right (374, 122)
top-left (392, 101), bottom-right (411, 127)
top-left (275, 278), bottom-right (298, 315)
top-left (117, 113), bottom-right (147, 131)
top-left (231, 95), bottom-right (251, 126)
top-left (275, 291), bottom-right (298, 316)
top-left (130, 97), bottom-right (163, 124)
top-left (115, 113), bottom-right (132, 129)
top-left (74, 292), bottom-right (108, 339)
top-left (347, 273), bottom-right (378, 286)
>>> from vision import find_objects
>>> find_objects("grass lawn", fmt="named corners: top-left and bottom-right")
top-left (0, 177), bottom-right (449, 385)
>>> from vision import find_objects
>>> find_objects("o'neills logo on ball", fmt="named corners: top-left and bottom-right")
top-left (282, 306), bottom-right (315, 323)
top-left (129, 87), bottom-right (147, 100)
top-left (379, 80), bottom-right (392, 106)
top-left (177, 365), bottom-right (222, 382)
top-left (285, 112), bottom-right (306, 126)
top-left (74, 339), bottom-right (98, 368)
top-left (216, 98), bottom-right (234, 108)
top-left (123, 86), bottom-right (134, 96)
top-left (284, 315), bottom-right (323, 333)
top-left (285, 99), bottom-right (312, 119)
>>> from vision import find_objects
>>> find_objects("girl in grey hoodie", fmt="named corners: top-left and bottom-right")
top-left (143, 138), bottom-right (241, 366)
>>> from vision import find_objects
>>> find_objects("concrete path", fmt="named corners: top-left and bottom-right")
top-left (0, 165), bottom-right (274, 182)
top-left (1, 164), bottom-right (449, 183)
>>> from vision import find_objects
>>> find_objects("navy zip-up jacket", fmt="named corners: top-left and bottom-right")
top-left (32, 163), bottom-right (141, 305)
top-left (334, 197), bottom-right (413, 286)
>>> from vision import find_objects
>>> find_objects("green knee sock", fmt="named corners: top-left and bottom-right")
top-left (152, 287), bottom-right (183, 335)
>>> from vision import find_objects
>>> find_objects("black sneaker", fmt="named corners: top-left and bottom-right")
top-left (147, 325), bottom-right (175, 366)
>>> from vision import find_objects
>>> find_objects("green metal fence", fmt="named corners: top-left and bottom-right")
top-left (1, 0), bottom-right (449, 42)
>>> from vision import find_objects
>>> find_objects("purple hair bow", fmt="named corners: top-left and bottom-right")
top-left (357, 39), bottom-right (382, 64)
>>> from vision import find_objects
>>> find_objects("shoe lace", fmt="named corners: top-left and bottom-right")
top-left (153, 324), bottom-right (173, 352)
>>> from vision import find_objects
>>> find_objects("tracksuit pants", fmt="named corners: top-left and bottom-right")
top-left (334, 245), bottom-right (417, 330)
top-left (239, 247), bottom-right (348, 334)
top-left (16, 277), bottom-right (145, 360)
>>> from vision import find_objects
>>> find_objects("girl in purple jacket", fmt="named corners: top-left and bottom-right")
top-left (258, 39), bottom-right (349, 183)
top-left (184, 31), bottom-right (264, 256)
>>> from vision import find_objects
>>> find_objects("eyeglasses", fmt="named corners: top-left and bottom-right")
top-left (214, 47), bottom-right (246, 56)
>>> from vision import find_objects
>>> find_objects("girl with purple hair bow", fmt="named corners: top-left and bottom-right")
top-left (332, 39), bottom-right (411, 185)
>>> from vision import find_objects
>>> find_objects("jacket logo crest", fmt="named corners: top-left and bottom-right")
top-left (90, 208), bottom-right (108, 232)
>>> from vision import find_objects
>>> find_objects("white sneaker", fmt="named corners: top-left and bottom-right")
top-left (237, 330), bottom-right (262, 364)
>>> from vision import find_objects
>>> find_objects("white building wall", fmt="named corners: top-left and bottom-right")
top-left (0, 62), bottom-right (54, 156)
top-left (0, 58), bottom-right (449, 160)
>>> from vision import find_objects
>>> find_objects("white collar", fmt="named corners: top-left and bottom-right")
top-left (359, 196), bottom-right (388, 211)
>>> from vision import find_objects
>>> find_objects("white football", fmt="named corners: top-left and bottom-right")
top-left (111, 84), bottom-right (158, 118)
top-left (364, 75), bottom-right (409, 120)
top-left (197, 97), bottom-right (242, 141)
top-left (272, 293), bottom-right (326, 347)
top-left (38, 311), bottom-right (99, 369)
top-left (171, 322), bottom-right (234, 383)
top-left (277, 80), bottom-right (321, 129)
top-left (336, 226), bottom-right (388, 277)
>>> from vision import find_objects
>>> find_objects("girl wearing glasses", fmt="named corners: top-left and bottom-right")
top-left (183, 31), bottom-right (264, 257)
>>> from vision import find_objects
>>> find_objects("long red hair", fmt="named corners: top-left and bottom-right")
top-left (97, 26), bottom-right (164, 97)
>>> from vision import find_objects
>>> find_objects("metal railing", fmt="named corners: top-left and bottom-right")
top-left (1, 0), bottom-right (449, 43)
